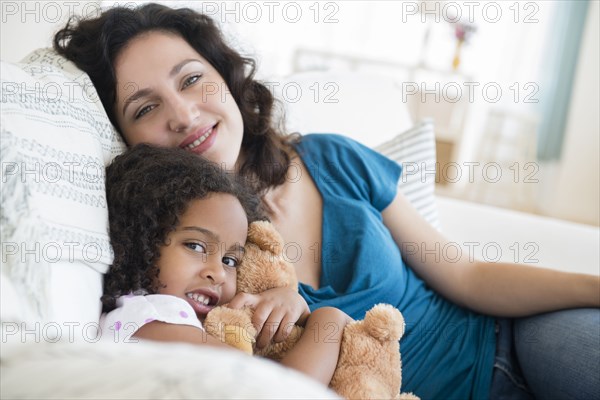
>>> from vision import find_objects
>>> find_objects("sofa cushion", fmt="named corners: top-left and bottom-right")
top-left (375, 119), bottom-right (440, 229)
top-left (0, 48), bottom-right (125, 329)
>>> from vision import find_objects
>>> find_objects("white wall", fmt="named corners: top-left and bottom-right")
top-left (0, 1), bottom-right (100, 62)
top-left (540, 0), bottom-right (600, 226)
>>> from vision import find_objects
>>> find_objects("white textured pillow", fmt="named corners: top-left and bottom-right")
top-left (375, 119), bottom-right (440, 229)
top-left (0, 48), bottom-right (126, 328)
top-left (1, 341), bottom-right (340, 399)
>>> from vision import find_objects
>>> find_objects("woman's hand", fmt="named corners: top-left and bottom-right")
top-left (228, 288), bottom-right (311, 349)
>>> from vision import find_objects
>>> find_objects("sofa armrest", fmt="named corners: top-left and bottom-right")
top-left (436, 196), bottom-right (600, 276)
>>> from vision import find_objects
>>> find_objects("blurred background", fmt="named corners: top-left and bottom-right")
top-left (2, 0), bottom-right (598, 226)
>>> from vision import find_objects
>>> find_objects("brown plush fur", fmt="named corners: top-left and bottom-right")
top-left (204, 221), bottom-right (418, 400)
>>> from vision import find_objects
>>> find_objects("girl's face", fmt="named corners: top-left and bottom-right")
top-left (156, 193), bottom-right (248, 321)
top-left (114, 31), bottom-right (244, 171)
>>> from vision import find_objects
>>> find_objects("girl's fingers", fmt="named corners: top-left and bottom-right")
top-left (227, 292), bottom-right (258, 309)
top-left (226, 290), bottom-right (305, 348)
top-left (255, 309), bottom-right (285, 349)
top-left (251, 303), bottom-right (271, 333)
top-left (273, 314), bottom-right (296, 343)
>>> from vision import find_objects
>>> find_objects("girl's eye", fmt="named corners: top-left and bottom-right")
top-left (134, 104), bottom-right (155, 120)
top-left (222, 256), bottom-right (239, 268)
top-left (185, 242), bottom-right (206, 253)
top-left (182, 74), bottom-right (202, 89)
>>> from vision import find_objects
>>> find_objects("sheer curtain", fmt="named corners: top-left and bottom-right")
top-left (536, 0), bottom-right (590, 161)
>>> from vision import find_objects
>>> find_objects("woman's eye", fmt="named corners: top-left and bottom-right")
top-left (185, 242), bottom-right (206, 253)
top-left (134, 104), bottom-right (154, 119)
top-left (222, 257), bottom-right (239, 268)
top-left (182, 74), bottom-right (202, 89)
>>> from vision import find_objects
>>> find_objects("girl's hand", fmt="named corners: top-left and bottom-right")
top-left (227, 288), bottom-right (310, 349)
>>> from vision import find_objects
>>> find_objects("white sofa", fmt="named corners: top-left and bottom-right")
top-left (437, 196), bottom-right (599, 276)
top-left (1, 49), bottom-right (598, 399)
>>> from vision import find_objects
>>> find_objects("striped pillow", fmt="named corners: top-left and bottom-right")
top-left (374, 119), bottom-right (440, 229)
top-left (1, 48), bottom-right (125, 326)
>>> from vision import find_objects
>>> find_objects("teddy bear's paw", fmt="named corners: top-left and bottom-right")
top-left (204, 306), bottom-right (257, 349)
top-left (335, 377), bottom-right (395, 400)
top-left (248, 221), bottom-right (284, 254)
top-left (223, 325), bottom-right (255, 355)
top-left (256, 325), bottom-right (303, 361)
top-left (364, 304), bottom-right (405, 342)
top-left (397, 392), bottom-right (420, 400)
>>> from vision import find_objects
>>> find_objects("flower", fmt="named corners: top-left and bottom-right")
top-left (454, 22), bottom-right (477, 43)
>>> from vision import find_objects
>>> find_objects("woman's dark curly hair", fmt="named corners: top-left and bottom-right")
top-left (53, 2), bottom-right (296, 193)
top-left (102, 143), bottom-right (262, 312)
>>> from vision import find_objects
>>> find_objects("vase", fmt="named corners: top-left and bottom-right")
top-left (452, 39), bottom-right (464, 70)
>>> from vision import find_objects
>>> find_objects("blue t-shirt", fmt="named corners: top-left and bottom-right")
top-left (294, 134), bottom-right (496, 400)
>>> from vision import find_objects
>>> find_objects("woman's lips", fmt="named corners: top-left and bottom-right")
top-left (180, 124), bottom-right (218, 155)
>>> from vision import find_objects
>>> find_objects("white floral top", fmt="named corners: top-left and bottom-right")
top-left (100, 294), bottom-right (203, 342)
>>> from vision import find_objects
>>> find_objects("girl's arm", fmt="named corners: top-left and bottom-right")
top-left (382, 192), bottom-right (600, 317)
top-left (280, 307), bottom-right (352, 385)
top-left (133, 321), bottom-right (235, 349)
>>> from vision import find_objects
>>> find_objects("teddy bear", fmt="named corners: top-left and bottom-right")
top-left (204, 221), bottom-right (418, 400)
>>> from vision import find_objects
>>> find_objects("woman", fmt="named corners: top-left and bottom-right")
top-left (54, 3), bottom-right (599, 399)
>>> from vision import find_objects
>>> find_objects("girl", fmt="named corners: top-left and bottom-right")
top-left (56, 4), bottom-right (599, 399)
top-left (102, 144), bottom-right (351, 385)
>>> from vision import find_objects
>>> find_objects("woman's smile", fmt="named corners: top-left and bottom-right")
top-left (180, 122), bottom-right (219, 155)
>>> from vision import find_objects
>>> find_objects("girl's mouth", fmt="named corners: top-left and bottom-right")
top-left (185, 290), bottom-right (219, 316)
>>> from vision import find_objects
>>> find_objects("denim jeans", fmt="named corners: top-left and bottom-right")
top-left (489, 308), bottom-right (600, 400)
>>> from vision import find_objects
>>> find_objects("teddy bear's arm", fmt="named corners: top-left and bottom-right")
top-left (204, 306), bottom-right (257, 355)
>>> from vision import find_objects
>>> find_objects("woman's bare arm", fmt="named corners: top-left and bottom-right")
top-left (382, 192), bottom-right (600, 317)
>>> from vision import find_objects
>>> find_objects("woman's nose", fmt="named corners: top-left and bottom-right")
top-left (167, 95), bottom-right (198, 133)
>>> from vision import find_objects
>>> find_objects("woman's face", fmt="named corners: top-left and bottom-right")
top-left (114, 31), bottom-right (244, 171)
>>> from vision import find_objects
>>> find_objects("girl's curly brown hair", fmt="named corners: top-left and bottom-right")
top-left (102, 144), bottom-right (262, 312)
top-left (53, 2), bottom-right (296, 194)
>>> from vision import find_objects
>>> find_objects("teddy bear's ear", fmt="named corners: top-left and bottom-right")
top-left (247, 221), bottom-right (284, 254)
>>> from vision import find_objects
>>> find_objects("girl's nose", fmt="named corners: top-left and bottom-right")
top-left (202, 260), bottom-right (226, 285)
